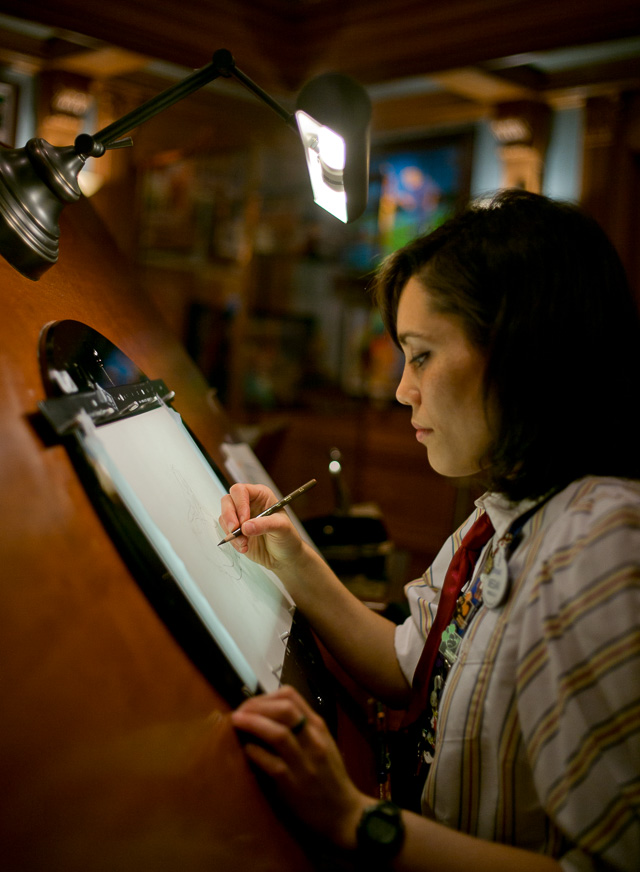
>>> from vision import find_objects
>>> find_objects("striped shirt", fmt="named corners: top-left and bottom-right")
top-left (395, 476), bottom-right (640, 870)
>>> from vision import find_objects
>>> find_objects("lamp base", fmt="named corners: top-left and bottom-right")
top-left (0, 139), bottom-right (85, 281)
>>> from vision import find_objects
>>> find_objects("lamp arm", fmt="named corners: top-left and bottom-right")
top-left (75, 49), bottom-right (295, 158)
top-left (224, 61), bottom-right (297, 131)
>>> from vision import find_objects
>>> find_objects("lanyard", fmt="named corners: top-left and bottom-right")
top-left (440, 496), bottom-right (551, 663)
top-left (417, 494), bottom-right (554, 773)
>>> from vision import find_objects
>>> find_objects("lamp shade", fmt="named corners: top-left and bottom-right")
top-left (295, 72), bottom-right (371, 224)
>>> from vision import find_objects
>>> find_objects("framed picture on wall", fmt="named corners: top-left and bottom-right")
top-left (342, 129), bottom-right (474, 275)
top-left (138, 150), bottom-right (250, 260)
top-left (335, 129), bottom-right (474, 401)
top-left (0, 81), bottom-right (17, 146)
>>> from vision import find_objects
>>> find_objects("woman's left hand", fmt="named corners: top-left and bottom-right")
top-left (231, 685), bottom-right (371, 850)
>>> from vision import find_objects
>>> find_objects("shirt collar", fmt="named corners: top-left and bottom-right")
top-left (475, 491), bottom-right (539, 540)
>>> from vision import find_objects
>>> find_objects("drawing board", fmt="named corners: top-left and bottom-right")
top-left (77, 402), bottom-right (294, 695)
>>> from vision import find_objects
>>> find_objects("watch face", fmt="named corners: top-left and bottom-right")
top-left (358, 801), bottom-right (404, 858)
top-left (368, 813), bottom-right (399, 845)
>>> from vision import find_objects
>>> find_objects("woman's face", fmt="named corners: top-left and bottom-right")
top-left (395, 276), bottom-right (493, 478)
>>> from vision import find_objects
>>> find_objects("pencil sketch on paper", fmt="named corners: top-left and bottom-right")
top-left (169, 463), bottom-right (283, 621)
top-left (172, 465), bottom-right (242, 581)
top-left (90, 404), bottom-right (294, 693)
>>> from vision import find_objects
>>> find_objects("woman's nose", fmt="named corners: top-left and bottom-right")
top-left (396, 366), bottom-right (418, 406)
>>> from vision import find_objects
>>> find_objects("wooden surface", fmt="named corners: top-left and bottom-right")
top-left (0, 200), bottom-right (373, 870)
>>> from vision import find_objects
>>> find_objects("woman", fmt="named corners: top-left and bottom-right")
top-left (224, 190), bottom-right (640, 870)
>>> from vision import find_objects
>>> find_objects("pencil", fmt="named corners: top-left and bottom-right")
top-left (217, 479), bottom-right (317, 545)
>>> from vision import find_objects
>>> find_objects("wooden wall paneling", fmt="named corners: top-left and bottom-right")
top-left (581, 91), bottom-right (640, 302)
top-left (605, 90), bottom-right (640, 302)
top-left (581, 95), bottom-right (621, 231)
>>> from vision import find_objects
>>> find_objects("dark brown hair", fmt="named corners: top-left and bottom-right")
top-left (372, 189), bottom-right (640, 501)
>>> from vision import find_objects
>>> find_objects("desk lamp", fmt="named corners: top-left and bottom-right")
top-left (0, 48), bottom-right (371, 281)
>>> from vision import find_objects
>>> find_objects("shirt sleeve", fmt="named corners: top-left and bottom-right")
top-left (516, 493), bottom-right (640, 871)
top-left (395, 609), bottom-right (429, 686)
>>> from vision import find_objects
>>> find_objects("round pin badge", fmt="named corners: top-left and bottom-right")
top-left (480, 546), bottom-right (510, 609)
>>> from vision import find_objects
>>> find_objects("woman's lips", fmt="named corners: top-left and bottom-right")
top-left (412, 422), bottom-right (433, 442)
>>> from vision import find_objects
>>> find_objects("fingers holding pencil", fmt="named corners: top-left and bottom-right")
top-left (219, 482), bottom-right (271, 550)
top-left (218, 479), bottom-right (317, 546)
top-left (218, 481), bottom-right (315, 565)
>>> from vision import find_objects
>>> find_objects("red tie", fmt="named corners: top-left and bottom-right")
top-left (403, 510), bottom-right (495, 726)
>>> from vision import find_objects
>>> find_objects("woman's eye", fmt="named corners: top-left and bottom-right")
top-left (410, 351), bottom-right (430, 368)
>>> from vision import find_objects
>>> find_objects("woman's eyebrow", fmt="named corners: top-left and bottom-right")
top-left (397, 329), bottom-right (433, 345)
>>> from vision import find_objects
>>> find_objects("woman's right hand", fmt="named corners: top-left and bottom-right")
top-left (219, 482), bottom-right (306, 572)
top-left (222, 487), bottom-right (410, 709)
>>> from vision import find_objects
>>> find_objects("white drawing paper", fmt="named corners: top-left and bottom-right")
top-left (78, 404), bottom-right (294, 694)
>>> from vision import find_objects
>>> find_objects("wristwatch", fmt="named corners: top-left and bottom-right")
top-left (356, 800), bottom-right (405, 863)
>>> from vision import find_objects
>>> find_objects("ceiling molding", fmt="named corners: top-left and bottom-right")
top-left (1, 0), bottom-right (640, 92)
top-left (1, 2), bottom-right (639, 139)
